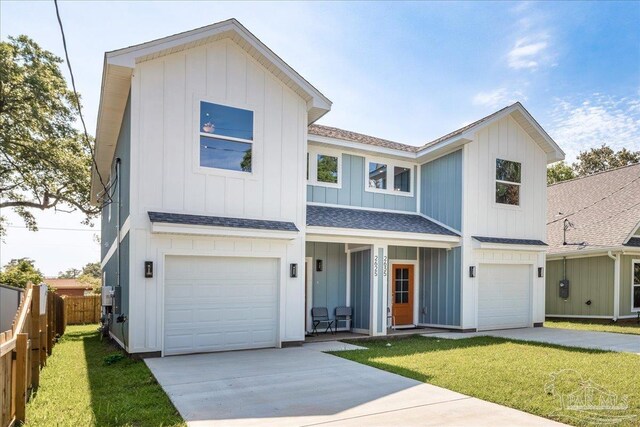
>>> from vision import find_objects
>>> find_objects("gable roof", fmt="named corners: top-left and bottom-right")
top-left (547, 163), bottom-right (640, 254)
top-left (91, 19), bottom-right (331, 204)
top-left (148, 211), bottom-right (298, 232)
top-left (308, 102), bottom-right (565, 164)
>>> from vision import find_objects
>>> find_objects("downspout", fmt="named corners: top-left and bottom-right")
top-left (608, 251), bottom-right (620, 321)
top-left (116, 158), bottom-right (121, 292)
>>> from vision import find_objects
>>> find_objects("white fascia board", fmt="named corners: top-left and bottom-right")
top-left (546, 246), bottom-right (640, 260)
top-left (307, 135), bottom-right (417, 160)
top-left (511, 104), bottom-right (565, 163)
top-left (415, 135), bottom-right (473, 162)
top-left (151, 222), bottom-right (299, 240)
top-left (306, 226), bottom-right (460, 247)
top-left (472, 240), bottom-right (548, 252)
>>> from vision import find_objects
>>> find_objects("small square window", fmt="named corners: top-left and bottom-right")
top-left (317, 155), bottom-right (338, 184)
top-left (394, 166), bottom-right (411, 192)
top-left (369, 162), bottom-right (387, 189)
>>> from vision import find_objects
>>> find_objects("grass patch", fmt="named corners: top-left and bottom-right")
top-left (26, 324), bottom-right (185, 427)
top-left (332, 335), bottom-right (639, 426)
top-left (545, 319), bottom-right (640, 336)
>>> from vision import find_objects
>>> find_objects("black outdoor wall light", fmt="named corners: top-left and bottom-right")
top-left (316, 259), bottom-right (323, 272)
top-left (469, 266), bottom-right (476, 278)
top-left (538, 267), bottom-right (544, 278)
top-left (290, 263), bottom-right (298, 278)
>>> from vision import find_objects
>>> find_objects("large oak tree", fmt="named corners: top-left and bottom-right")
top-left (0, 35), bottom-right (99, 235)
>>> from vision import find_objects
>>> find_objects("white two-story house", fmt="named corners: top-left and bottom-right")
top-left (93, 19), bottom-right (565, 357)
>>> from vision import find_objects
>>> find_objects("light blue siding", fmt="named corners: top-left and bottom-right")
top-left (420, 150), bottom-right (462, 230)
top-left (350, 250), bottom-right (371, 330)
top-left (419, 247), bottom-right (461, 326)
top-left (105, 234), bottom-right (129, 341)
top-left (307, 154), bottom-right (417, 212)
top-left (389, 246), bottom-right (417, 260)
top-left (305, 242), bottom-right (347, 320)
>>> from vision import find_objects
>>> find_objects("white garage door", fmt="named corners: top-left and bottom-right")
top-left (164, 256), bottom-right (278, 356)
top-left (478, 264), bottom-right (531, 331)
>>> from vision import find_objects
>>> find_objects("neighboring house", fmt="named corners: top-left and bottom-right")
top-left (546, 163), bottom-right (640, 320)
top-left (92, 19), bottom-right (565, 357)
top-left (45, 278), bottom-right (93, 297)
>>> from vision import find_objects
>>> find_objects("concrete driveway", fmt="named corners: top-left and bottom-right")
top-left (146, 346), bottom-right (564, 426)
top-left (430, 327), bottom-right (640, 354)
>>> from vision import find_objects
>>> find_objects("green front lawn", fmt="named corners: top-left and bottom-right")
top-left (333, 336), bottom-right (639, 426)
top-left (545, 318), bottom-right (640, 336)
top-left (26, 324), bottom-right (185, 427)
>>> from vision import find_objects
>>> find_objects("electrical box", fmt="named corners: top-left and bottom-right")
top-left (102, 286), bottom-right (114, 306)
top-left (559, 280), bottom-right (570, 299)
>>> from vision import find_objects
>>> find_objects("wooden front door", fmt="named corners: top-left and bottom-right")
top-left (392, 264), bottom-right (414, 326)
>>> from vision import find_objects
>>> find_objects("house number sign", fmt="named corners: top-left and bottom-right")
top-left (383, 256), bottom-right (388, 277)
top-left (374, 255), bottom-right (378, 276)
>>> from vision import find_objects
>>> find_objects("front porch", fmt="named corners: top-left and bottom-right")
top-left (304, 326), bottom-right (445, 343)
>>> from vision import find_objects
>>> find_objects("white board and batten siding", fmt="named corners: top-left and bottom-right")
top-left (127, 38), bottom-right (309, 353)
top-left (460, 115), bottom-right (548, 330)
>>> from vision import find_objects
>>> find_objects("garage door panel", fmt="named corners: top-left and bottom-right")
top-left (164, 256), bottom-right (279, 355)
top-left (478, 264), bottom-right (531, 330)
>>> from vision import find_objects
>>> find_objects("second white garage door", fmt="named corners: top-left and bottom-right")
top-left (478, 264), bottom-right (531, 331)
top-left (164, 256), bottom-right (279, 356)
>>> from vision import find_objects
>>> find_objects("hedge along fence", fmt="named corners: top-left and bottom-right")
top-left (0, 283), bottom-right (65, 427)
top-left (63, 295), bottom-right (101, 325)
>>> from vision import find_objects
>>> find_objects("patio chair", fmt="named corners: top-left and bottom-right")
top-left (311, 307), bottom-right (335, 335)
top-left (335, 306), bottom-right (352, 331)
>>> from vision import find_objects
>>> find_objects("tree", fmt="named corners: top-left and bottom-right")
top-left (0, 35), bottom-right (99, 235)
top-left (82, 261), bottom-right (101, 278)
top-left (57, 268), bottom-right (81, 279)
top-left (0, 258), bottom-right (43, 288)
top-left (317, 155), bottom-right (338, 183)
top-left (573, 145), bottom-right (640, 177)
top-left (547, 161), bottom-right (576, 185)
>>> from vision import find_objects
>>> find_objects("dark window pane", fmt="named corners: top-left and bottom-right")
top-left (634, 263), bottom-right (640, 285)
top-left (496, 182), bottom-right (520, 205)
top-left (395, 292), bottom-right (402, 304)
top-left (369, 162), bottom-right (387, 189)
top-left (200, 136), bottom-right (252, 172)
top-left (200, 101), bottom-right (253, 141)
top-left (317, 155), bottom-right (338, 183)
top-left (634, 286), bottom-right (640, 309)
top-left (402, 293), bottom-right (409, 303)
top-left (496, 159), bottom-right (521, 183)
top-left (394, 166), bottom-right (411, 192)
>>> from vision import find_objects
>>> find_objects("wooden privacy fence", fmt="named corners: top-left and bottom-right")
top-left (63, 295), bottom-right (101, 325)
top-left (0, 283), bottom-right (65, 427)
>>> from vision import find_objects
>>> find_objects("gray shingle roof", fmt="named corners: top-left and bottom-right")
top-left (547, 163), bottom-right (640, 254)
top-left (306, 205), bottom-right (459, 236)
top-left (472, 236), bottom-right (548, 246)
top-left (624, 237), bottom-right (640, 247)
top-left (148, 211), bottom-right (298, 232)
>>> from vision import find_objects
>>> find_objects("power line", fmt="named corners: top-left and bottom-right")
top-left (6, 225), bottom-right (99, 232)
top-left (53, 0), bottom-right (111, 203)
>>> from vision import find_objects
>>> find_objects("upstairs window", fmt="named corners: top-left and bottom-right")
top-left (369, 162), bottom-right (387, 189)
top-left (633, 260), bottom-right (640, 311)
top-left (199, 101), bottom-right (253, 172)
top-left (394, 166), bottom-right (411, 193)
top-left (317, 155), bottom-right (339, 184)
top-left (495, 159), bottom-right (521, 206)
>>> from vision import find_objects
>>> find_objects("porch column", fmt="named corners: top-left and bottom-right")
top-left (371, 244), bottom-right (388, 336)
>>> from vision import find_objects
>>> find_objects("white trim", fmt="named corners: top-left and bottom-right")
top-left (472, 240), bottom-right (548, 252)
top-left (109, 330), bottom-right (127, 351)
top-left (364, 155), bottom-right (414, 197)
top-left (417, 212), bottom-right (461, 235)
top-left (389, 260), bottom-right (419, 328)
top-left (307, 202), bottom-right (418, 216)
top-left (308, 134), bottom-right (416, 160)
top-left (150, 222), bottom-right (299, 240)
top-left (306, 227), bottom-right (460, 247)
top-left (418, 323), bottom-right (464, 330)
top-left (101, 216), bottom-right (132, 268)
top-left (307, 146), bottom-right (342, 189)
top-left (547, 246), bottom-right (640, 259)
top-left (305, 257), bottom-right (313, 332)
top-left (632, 259), bottom-right (640, 312)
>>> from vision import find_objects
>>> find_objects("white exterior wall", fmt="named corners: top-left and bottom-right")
top-left (127, 38), bottom-right (308, 352)
top-left (460, 115), bottom-right (548, 329)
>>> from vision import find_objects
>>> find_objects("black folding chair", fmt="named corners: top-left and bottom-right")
top-left (311, 307), bottom-right (335, 335)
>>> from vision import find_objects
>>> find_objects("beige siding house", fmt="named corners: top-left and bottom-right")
top-left (546, 163), bottom-right (640, 320)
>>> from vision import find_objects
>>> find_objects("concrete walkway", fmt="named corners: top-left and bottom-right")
top-left (429, 327), bottom-right (640, 354)
top-left (146, 347), bottom-right (564, 426)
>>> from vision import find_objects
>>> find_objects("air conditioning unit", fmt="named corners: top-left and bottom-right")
top-left (102, 286), bottom-right (114, 306)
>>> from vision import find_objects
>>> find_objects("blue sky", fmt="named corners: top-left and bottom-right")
top-left (1, 1), bottom-right (639, 275)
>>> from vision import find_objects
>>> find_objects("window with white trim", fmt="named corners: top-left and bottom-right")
top-left (199, 101), bottom-right (253, 172)
top-left (495, 159), bottom-right (521, 206)
top-left (307, 148), bottom-right (342, 187)
top-left (633, 260), bottom-right (640, 310)
top-left (366, 158), bottom-right (412, 195)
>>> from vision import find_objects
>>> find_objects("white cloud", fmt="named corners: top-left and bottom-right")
top-left (549, 94), bottom-right (640, 162)
top-left (473, 88), bottom-right (527, 109)
top-left (508, 36), bottom-right (549, 69)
